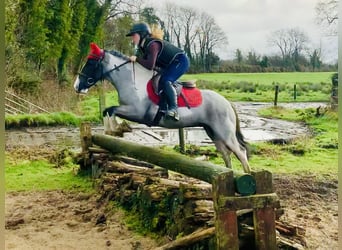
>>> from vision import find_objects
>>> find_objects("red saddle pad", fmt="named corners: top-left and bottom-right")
top-left (146, 80), bottom-right (202, 107)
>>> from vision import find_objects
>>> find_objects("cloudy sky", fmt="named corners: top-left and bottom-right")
top-left (146, 0), bottom-right (338, 63)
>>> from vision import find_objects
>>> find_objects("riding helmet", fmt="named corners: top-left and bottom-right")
top-left (126, 22), bottom-right (151, 37)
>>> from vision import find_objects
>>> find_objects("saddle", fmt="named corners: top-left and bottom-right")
top-left (147, 74), bottom-right (202, 108)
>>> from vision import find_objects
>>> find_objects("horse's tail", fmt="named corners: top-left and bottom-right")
top-left (232, 105), bottom-right (251, 159)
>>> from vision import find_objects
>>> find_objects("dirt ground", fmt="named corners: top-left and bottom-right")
top-left (274, 174), bottom-right (338, 249)
top-left (5, 173), bottom-right (338, 250)
top-left (5, 190), bottom-right (158, 250)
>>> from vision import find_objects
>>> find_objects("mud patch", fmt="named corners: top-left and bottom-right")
top-left (5, 190), bottom-right (158, 250)
top-left (274, 174), bottom-right (338, 249)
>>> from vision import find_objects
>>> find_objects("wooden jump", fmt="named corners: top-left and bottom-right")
top-left (80, 122), bottom-right (279, 249)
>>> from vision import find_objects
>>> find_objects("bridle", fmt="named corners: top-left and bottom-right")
top-left (78, 51), bottom-right (131, 88)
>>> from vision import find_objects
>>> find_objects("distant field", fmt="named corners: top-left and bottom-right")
top-left (181, 72), bottom-right (334, 85)
top-left (180, 72), bottom-right (335, 102)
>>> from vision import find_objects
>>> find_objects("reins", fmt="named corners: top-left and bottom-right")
top-left (102, 59), bottom-right (131, 78)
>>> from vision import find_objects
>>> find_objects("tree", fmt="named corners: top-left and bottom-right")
top-left (66, 0), bottom-right (87, 74)
top-left (259, 56), bottom-right (269, 68)
top-left (102, 0), bottom-right (144, 20)
top-left (315, 0), bottom-right (337, 35)
top-left (45, 0), bottom-right (73, 82)
top-left (73, 0), bottom-right (110, 73)
top-left (157, 3), bottom-right (226, 72)
top-left (246, 50), bottom-right (260, 65)
top-left (309, 49), bottom-right (322, 71)
top-left (234, 49), bottom-right (243, 64)
top-left (196, 12), bottom-right (228, 71)
top-left (17, 0), bottom-right (50, 73)
top-left (140, 7), bottom-right (160, 25)
top-left (103, 15), bottom-right (134, 54)
top-left (268, 28), bottom-right (309, 70)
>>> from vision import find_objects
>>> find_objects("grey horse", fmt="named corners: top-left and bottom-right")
top-left (74, 43), bottom-right (251, 173)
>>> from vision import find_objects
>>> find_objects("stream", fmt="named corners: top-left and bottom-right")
top-left (5, 102), bottom-right (328, 150)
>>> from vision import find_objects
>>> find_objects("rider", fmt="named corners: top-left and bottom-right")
top-left (126, 22), bottom-right (190, 121)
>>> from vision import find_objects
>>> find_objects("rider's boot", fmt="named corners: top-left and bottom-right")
top-left (164, 82), bottom-right (179, 121)
top-left (158, 92), bottom-right (168, 114)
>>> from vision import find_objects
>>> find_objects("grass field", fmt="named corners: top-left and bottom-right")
top-left (180, 72), bottom-right (335, 102)
top-left (181, 72), bottom-right (334, 85)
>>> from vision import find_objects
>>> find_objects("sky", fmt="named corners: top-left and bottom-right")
top-left (146, 0), bottom-right (338, 63)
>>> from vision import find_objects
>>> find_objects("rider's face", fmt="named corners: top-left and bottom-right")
top-left (131, 33), bottom-right (140, 45)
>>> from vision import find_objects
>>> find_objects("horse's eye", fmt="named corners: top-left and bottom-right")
top-left (87, 78), bottom-right (95, 86)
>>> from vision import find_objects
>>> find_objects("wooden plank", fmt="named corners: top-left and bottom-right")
top-left (218, 193), bottom-right (279, 211)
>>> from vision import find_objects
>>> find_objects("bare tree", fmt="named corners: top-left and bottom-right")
top-left (180, 6), bottom-right (198, 60)
top-left (158, 3), bottom-right (227, 71)
top-left (268, 29), bottom-right (291, 61)
top-left (97, 0), bottom-right (145, 20)
top-left (315, 0), bottom-right (338, 35)
top-left (162, 3), bottom-right (183, 48)
top-left (268, 28), bottom-right (309, 68)
top-left (196, 12), bottom-right (227, 70)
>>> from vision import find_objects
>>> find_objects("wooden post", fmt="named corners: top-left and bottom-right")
top-left (80, 122), bottom-right (92, 170)
top-left (251, 170), bottom-right (273, 194)
top-left (97, 84), bottom-right (106, 120)
top-left (212, 171), bottom-right (239, 250)
top-left (293, 84), bottom-right (297, 100)
top-left (274, 85), bottom-right (279, 106)
top-left (253, 206), bottom-right (277, 250)
top-left (178, 128), bottom-right (185, 153)
top-left (252, 170), bottom-right (277, 250)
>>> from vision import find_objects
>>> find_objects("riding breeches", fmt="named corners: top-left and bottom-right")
top-left (158, 53), bottom-right (190, 92)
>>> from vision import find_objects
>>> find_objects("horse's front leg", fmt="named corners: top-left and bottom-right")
top-left (102, 106), bottom-right (133, 136)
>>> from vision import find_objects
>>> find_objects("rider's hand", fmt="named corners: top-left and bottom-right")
top-left (129, 56), bottom-right (137, 62)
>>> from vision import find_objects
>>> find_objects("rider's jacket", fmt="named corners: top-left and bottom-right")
top-left (138, 37), bottom-right (184, 68)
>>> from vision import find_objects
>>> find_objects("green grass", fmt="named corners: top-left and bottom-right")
top-left (5, 111), bottom-right (99, 129)
top-left (175, 106), bottom-right (338, 177)
top-left (181, 72), bottom-right (334, 102)
top-left (5, 159), bottom-right (93, 192)
top-left (181, 72), bottom-right (333, 85)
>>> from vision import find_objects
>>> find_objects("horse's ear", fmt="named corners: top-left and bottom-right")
top-left (88, 42), bottom-right (104, 59)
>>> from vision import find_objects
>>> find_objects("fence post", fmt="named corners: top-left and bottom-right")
top-left (274, 85), bottom-right (279, 106)
top-left (178, 128), bottom-right (185, 153)
top-left (252, 170), bottom-right (277, 250)
top-left (97, 84), bottom-right (106, 120)
top-left (80, 122), bottom-right (92, 170)
top-left (212, 171), bottom-right (239, 250)
top-left (293, 84), bottom-right (297, 100)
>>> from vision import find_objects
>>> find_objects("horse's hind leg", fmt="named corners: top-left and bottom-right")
top-left (225, 136), bottom-right (251, 173)
top-left (204, 126), bottom-right (234, 169)
top-left (206, 125), bottom-right (251, 173)
top-left (214, 140), bottom-right (233, 168)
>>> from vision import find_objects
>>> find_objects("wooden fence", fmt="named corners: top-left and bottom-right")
top-left (80, 122), bottom-right (280, 249)
top-left (5, 90), bottom-right (49, 115)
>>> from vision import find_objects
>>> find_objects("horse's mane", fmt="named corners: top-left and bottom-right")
top-left (107, 50), bottom-right (130, 61)
top-left (106, 49), bottom-right (153, 76)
